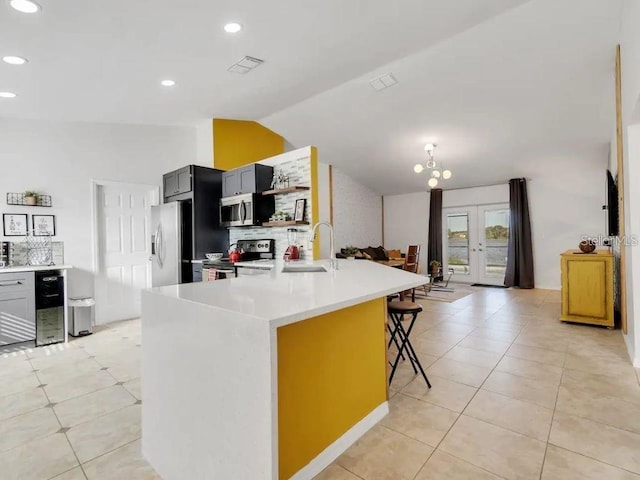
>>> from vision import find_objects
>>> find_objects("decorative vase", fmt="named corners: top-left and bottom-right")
top-left (24, 196), bottom-right (37, 206)
top-left (579, 240), bottom-right (596, 253)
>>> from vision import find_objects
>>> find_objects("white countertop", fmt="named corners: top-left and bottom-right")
top-left (0, 264), bottom-right (72, 273)
top-left (234, 259), bottom-right (276, 269)
top-left (146, 259), bottom-right (426, 327)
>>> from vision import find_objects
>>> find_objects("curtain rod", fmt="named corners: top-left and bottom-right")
top-left (440, 178), bottom-right (532, 192)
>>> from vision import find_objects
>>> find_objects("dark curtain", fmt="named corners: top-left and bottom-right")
top-left (427, 188), bottom-right (443, 280)
top-left (504, 178), bottom-right (535, 288)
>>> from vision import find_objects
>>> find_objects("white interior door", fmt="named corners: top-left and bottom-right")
top-left (94, 182), bottom-right (158, 324)
top-left (443, 203), bottom-right (509, 286)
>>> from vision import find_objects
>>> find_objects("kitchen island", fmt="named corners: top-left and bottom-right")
top-left (141, 259), bottom-right (425, 480)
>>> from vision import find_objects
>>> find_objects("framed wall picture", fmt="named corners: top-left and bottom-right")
top-left (294, 199), bottom-right (306, 222)
top-left (32, 215), bottom-right (56, 236)
top-left (3, 214), bottom-right (28, 236)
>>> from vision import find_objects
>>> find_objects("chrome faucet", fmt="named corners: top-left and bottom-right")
top-left (310, 222), bottom-right (338, 271)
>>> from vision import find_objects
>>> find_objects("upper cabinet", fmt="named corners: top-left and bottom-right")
top-left (163, 166), bottom-right (193, 200)
top-left (222, 164), bottom-right (273, 198)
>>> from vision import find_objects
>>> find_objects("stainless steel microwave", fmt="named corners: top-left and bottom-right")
top-left (219, 193), bottom-right (275, 227)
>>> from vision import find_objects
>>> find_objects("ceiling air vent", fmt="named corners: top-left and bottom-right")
top-left (369, 73), bottom-right (398, 91)
top-left (228, 56), bottom-right (264, 74)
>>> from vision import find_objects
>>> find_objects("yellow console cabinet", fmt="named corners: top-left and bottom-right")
top-left (560, 250), bottom-right (614, 327)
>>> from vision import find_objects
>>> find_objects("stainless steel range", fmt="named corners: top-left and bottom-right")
top-left (193, 239), bottom-right (275, 281)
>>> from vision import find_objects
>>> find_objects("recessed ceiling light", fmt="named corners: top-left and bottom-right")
top-left (2, 56), bottom-right (28, 65)
top-left (9, 0), bottom-right (40, 13)
top-left (0, 92), bottom-right (17, 98)
top-left (224, 23), bottom-right (242, 33)
top-left (160, 79), bottom-right (176, 87)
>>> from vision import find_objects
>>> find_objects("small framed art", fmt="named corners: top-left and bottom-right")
top-left (3, 214), bottom-right (28, 236)
top-left (32, 215), bottom-right (56, 236)
top-left (294, 199), bottom-right (306, 222)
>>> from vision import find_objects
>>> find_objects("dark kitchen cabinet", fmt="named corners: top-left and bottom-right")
top-left (163, 166), bottom-right (193, 200)
top-left (221, 164), bottom-right (273, 198)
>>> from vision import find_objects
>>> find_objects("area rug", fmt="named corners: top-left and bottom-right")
top-left (413, 283), bottom-right (478, 303)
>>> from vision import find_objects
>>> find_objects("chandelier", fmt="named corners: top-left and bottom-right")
top-left (413, 143), bottom-right (451, 188)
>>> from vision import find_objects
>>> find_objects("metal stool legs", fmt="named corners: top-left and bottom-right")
top-left (388, 310), bottom-right (431, 388)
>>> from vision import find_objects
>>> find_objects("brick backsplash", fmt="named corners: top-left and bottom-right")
top-left (4, 241), bottom-right (64, 266)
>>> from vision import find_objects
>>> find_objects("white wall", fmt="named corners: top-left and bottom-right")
top-left (331, 167), bottom-right (382, 251)
top-left (444, 185), bottom-right (508, 207)
top-left (383, 192), bottom-right (429, 272)
top-left (625, 126), bottom-right (640, 366)
top-left (194, 119), bottom-right (214, 167)
top-left (317, 162), bottom-right (331, 259)
top-left (526, 158), bottom-right (607, 290)
top-left (619, 0), bottom-right (640, 366)
top-left (0, 117), bottom-right (197, 300)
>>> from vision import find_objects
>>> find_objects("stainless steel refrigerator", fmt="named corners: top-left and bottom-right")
top-left (151, 165), bottom-right (229, 287)
top-left (150, 203), bottom-right (182, 287)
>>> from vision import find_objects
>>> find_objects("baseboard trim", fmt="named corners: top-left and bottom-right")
top-left (289, 401), bottom-right (389, 480)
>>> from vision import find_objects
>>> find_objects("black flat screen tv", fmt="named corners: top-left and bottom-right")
top-left (606, 169), bottom-right (619, 237)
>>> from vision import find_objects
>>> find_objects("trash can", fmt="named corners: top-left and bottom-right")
top-left (69, 297), bottom-right (95, 337)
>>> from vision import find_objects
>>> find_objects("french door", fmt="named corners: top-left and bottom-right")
top-left (442, 204), bottom-right (510, 285)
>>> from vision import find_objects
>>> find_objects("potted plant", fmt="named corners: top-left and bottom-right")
top-left (343, 245), bottom-right (360, 260)
top-left (429, 260), bottom-right (441, 277)
top-left (23, 190), bottom-right (39, 206)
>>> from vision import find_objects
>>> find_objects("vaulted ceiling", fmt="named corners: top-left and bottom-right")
top-left (0, 0), bottom-right (622, 193)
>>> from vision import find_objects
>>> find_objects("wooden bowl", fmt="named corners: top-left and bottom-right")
top-left (578, 240), bottom-right (596, 253)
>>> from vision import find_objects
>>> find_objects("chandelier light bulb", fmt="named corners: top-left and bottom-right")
top-left (428, 177), bottom-right (439, 188)
top-left (413, 164), bottom-right (424, 173)
top-left (443, 169), bottom-right (452, 179)
top-left (432, 170), bottom-right (441, 178)
top-left (424, 143), bottom-right (435, 153)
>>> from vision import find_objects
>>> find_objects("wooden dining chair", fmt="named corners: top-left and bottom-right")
top-left (403, 245), bottom-right (420, 274)
top-left (400, 245), bottom-right (425, 301)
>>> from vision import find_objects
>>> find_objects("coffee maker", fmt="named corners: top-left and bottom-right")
top-left (283, 228), bottom-right (300, 261)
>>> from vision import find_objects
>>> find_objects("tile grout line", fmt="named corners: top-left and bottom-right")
top-left (28, 357), bottom-right (89, 480)
top-left (545, 351), bottom-right (640, 477)
top-left (538, 358), bottom-right (565, 480)
top-left (406, 300), bottom-right (527, 480)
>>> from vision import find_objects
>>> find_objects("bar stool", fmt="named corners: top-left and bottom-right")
top-left (387, 300), bottom-right (431, 388)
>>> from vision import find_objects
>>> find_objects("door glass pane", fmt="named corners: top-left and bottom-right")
top-left (484, 209), bottom-right (509, 277)
top-left (447, 214), bottom-right (470, 275)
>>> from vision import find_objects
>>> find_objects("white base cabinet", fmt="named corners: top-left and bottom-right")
top-left (0, 271), bottom-right (36, 345)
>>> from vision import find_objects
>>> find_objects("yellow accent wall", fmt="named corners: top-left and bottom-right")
top-left (310, 146), bottom-right (320, 259)
top-left (213, 119), bottom-right (285, 170)
top-left (277, 298), bottom-right (387, 479)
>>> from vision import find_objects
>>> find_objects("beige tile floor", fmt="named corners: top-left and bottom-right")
top-left (1, 287), bottom-right (639, 480)
top-left (0, 320), bottom-right (157, 480)
top-left (321, 287), bottom-right (640, 480)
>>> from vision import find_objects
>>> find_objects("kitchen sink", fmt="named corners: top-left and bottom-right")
top-left (281, 265), bottom-right (328, 273)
